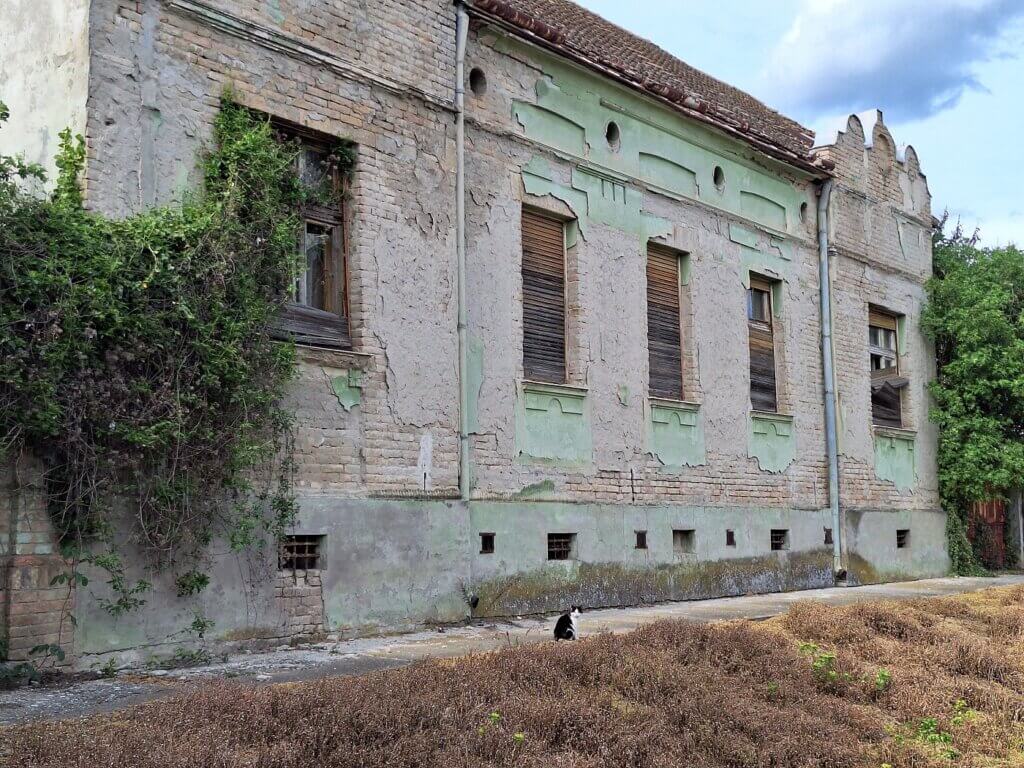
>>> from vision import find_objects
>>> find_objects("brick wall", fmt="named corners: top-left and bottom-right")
top-left (0, 460), bottom-right (74, 666)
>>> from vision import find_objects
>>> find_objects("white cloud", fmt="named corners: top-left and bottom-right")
top-left (762, 0), bottom-right (1024, 122)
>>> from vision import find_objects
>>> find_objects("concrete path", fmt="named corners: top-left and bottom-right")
top-left (2, 573), bottom-right (1021, 725)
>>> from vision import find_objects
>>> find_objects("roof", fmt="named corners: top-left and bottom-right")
top-left (468, 0), bottom-right (822, 170)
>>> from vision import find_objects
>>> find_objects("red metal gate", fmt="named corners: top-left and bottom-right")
top-left (968, 499), bottom-right (1007, 569)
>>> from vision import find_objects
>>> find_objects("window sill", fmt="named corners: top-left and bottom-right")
top-left (648, 397), bottom-right (701, 411)
top-left (750, 410), bottom-right (793, 422)
top-left (873, 425), bottom-right (916, 440)
top-left (520, 380), bottom-right (589, 397)
top-left (296, 345), bottom-right (373, 370)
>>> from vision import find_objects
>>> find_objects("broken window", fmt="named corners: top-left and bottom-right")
top-left (547, 532), bottom-right (576, 560)
top-left (869, 308), bottom-right (906, 427)
top-left (770, 529), bottom-right (789, 551)
top-left (748, 276), bottom-right (778, 412)
top-left (647, 243), bottom-right (685, 400)
top-left (279, 535), bottom-right (324, 570)
top-left (271, 122), bottom-right (352, 349)
top-left (522, 209), bottom-right (568, 383)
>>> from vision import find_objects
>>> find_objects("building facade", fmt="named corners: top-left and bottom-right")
top-left (0, 0), bottom-right (943, 668)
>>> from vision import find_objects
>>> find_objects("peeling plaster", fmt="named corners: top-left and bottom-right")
top-left (748, 412), bottom-right (795, 473)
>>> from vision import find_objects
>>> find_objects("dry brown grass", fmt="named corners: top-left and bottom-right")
top-left (3, 586), bottom-right (1024, 768)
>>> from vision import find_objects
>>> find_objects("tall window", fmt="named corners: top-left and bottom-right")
top-left (274, 123), bottom-right (352, 349)
top-left (748, 275), bottom-right (777, 412)
top-left (521, 209), bottom-right (567, 383)
top-left (869, 308), bottom-right (905, 426)
top-left (647, 243), bottom-right (684, 399)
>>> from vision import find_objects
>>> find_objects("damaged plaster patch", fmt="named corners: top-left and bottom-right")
top-left (327, 368), bottom-right (363, 411)
top-left (417, 433), bottom-right (433, 490)
top-left (748, 412), bottom-right (795, 473)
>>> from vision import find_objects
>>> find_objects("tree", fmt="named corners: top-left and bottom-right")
top-left (922, 217), bottom-right (1024, 573)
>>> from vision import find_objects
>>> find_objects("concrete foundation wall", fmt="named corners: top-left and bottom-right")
top-left (0, 0), bottom-right (90, 185)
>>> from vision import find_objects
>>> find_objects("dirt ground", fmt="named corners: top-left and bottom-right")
top-left (2, 582), bottom-right (1023, 768)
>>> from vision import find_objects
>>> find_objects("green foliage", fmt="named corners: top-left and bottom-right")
top-left (175, 569), bottom-right (211, 597)
top-left (0, 96), bottom-right (302, 605)
top-left (874, 668), bottom-right (892, 693)
top-left (799, 641), bottom-right (849, 688)
top-left (922, 216), bottom-right (1024, 573)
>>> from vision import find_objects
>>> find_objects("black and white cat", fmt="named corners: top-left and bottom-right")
top-left (553, 605), bottom-right (582, 641)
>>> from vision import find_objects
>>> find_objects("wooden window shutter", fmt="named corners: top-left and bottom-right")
top-left (748, 276), bottom-right (777, 412)
top-left (647, 244), bottom-right (683, 399)
top-left (521, 209), bottom-right (567, 383)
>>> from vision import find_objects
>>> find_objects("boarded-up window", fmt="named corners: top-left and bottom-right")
top-left (647, 244), bottom-right (683, 399)
top-left (748, 276), bottom-right (777, 412)
top-left (272, 123), bottom-right (352, 349)
top-left (869, 308), bottom-right (905, 427)
top-left (522, 209), bottom-right (567, 383)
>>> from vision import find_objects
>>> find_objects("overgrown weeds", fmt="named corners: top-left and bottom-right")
top-left (4, 586), bottom-right (1023, 767)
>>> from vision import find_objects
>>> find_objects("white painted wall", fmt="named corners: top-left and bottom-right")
top-left (0, 0), bottom-right (90, 185)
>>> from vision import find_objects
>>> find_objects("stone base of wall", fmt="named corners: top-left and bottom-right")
top-left (274, 569), bottom-right (325, 638)
top-left (1, 555), bottom-right (74, 665)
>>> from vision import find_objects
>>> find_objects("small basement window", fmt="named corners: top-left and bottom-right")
top-left (469, 67), bottom-right (487, 97)
top-left (726, 529), bottom-right (736, 547)
top-left (480, 532), bottom-right (495, 554)
top-left (897, 529), bottom-right (910, 549)
top-left (635, 530), bottom-right (648, 550)
top-left (673, 529), bottom-right (696, 555)
top-left (279, 535), bottom-right (324, 570)
top-left (824, 527), bottom-right (834, 546)
top-left (547, 533), bottom-right (576, 561)
top-left (770, 529), bottom-right (790, 551)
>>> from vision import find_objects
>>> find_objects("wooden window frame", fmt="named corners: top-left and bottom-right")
top-left (748, 275), bottom-right (778, 413)
top-left (270, 119), bottom-right (353, 350)
top-left (647, 243), bottom-right (685, 400)
top-left (521, 208), bottom-right (569, 384)
top-left (869, 308), bottom-right (906, 428)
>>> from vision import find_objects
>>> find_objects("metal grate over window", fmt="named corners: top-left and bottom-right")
top-left (770, 529), bottom-right (790, 551)
top-left (547, 533), bottom-right (576, 561)
top-left (279, 535), bottom-right (324, 570)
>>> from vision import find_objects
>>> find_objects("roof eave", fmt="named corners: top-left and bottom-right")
top-left (465, 1), bottom-right (833, 178)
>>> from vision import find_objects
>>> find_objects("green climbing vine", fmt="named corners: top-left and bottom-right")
top-left (0, 95), bottom-right (343, 650)
top-left (922, 216), bottom-right (1024, 574)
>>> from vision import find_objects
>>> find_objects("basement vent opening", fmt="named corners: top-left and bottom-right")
top-left (800, 202), bottom-right (809, 223)
top-left (897, 529), bottom-right (910, 549)
top-left (824, 527), bottom-right (834, 546)
top-left (605, 120), bottom-right (621, 151)
top-left (635, 530), bottom-right (648, 550)
top-left (547, 533), bottom-right (576, 561)
top-left (726, 529), bottom-right (736, 547)
top-left (279, 534), bottom-right (324, 571)
top-left (673, 529), bottom-right (696, 555)
top-left (770, 529), bottom-right (790, 552)
top-left (469, 67), bottom-right (487, 97)
top-left (480, 532), bottom-right (495, 554)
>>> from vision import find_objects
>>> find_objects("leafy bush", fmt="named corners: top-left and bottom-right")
top-left (0, 96), bottom-right (304, 608)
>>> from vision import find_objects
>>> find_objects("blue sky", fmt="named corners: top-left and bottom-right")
top-left (576, 0), bottom-right (1024, 247)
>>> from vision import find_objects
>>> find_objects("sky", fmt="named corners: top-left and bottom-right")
top-left (576, 0), bottom-right (1024, 247)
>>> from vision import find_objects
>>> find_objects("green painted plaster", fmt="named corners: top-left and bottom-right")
top-left (749, 412), bottom-right (795, 472)
top-left (515, 381), bottom-right (591, 465)
top-left (648, 400), bottom-right (705, 468)
top-left (498, 32), bottom-right (807, 236)
top-left (329, 368), bottom-right (363, 411)
top-left (514, 479), bottom-right (556, 499)
top-left (874, 428), bottom-right (916, 490)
